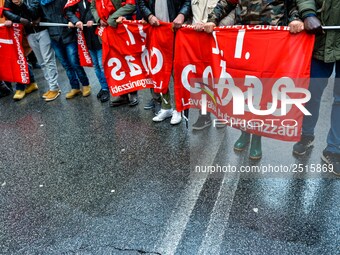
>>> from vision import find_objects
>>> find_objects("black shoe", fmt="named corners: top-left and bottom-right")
top-left (293, 135), bottom-right (315, 156)
top-left (192, 114), bottom-right (212, 130)
top-left (321, 150), bottom-right (340, 176)
top-left (129, 93), bottom-right (139, 107)
top-left (110, 95), bottom-right (129, 107)
top-left (0, 82), bottom-right (12, 98)
top-left (100, 90), bottom-right (110, 103)
top-left (97, 89), bottom-right (104, 99)
top-left (144, 98), bottom-right (155, 110)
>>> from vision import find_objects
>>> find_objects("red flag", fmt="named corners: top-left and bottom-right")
top-left (101, 20), bottom-right (173, 96)
top-left (174, 25), bottom-right (315, 141)
top-left (0, 24), bottom-right (30, 84)
top-left (77, 28), bottom-right (93, 67)
top-left (64, 0), bottom-right (81, 9)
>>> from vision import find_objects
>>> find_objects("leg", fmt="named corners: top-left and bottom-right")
top-left (65, 41), bottom-right (89, 87)
top-left (302, 58), bottom-right (334, 135)
top-left (37, 30), bottom-right (59, 91)
top-left (326, 61), bottom-right (340, 154)
top-left (51, 39), bottom-right (79, 89)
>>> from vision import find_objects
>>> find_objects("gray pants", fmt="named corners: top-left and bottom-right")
top-left (27, 30), bottom-right (59, 91)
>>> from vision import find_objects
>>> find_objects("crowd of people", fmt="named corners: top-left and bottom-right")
top-left (0, 0), bottom-right (339, 176)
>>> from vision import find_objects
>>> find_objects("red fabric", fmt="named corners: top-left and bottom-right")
top-left (100, 20), bottom-right (173, 96)
top-left (95, 0), bottom-right (116, 22)
top-left (174, 26), bottom-right (315, 141)
top-left (77, 29), bottom-right (93, 67)
top-left (0, 24), bottom-right (30, 84)
top-left (64, 0), bottom-right (81, 9)
top-left (228, 0), bottom-right (239, 4)
top-left (0, 7), bottom-right (11, 17)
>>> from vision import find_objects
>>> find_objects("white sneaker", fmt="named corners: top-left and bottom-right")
top-left (170, 110), bottom-right (182, 125)
top-left (153, 108), bottom-right (173, 122)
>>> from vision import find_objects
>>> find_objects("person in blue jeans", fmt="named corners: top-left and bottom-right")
top-left (293, 0), bottom-right (340, 176)
top-left (40, 0), bottom-right (90, 99)
top-left (65, 0), bottom-right (110, 103)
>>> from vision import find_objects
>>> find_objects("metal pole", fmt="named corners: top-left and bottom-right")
top-left (38, 22), bottom-right (97, 27)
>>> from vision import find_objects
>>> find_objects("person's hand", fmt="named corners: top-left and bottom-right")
top-left (12, 0), bottom-right (23, 6)
top-left (68, 21), bottom-right (74, 28)
top-left (4, 20), bottom-right (12, 27)
top-left (148, 15), bottom-right (159, 26)
top-left (20, 18), bottom-right (32, 27)
top-left (173, 13), bottom-right (184, 29)
top-left (86, 20), bottom-right (94, 27)
top-left (288, 20), bottom-right (304, 34)
top-left (116, 16), bottom-right (126, 24)
top-left (304, 16), bottom-right (322, 34)
top-left (203, 22), bottom-right (216, 33)
top-left (193, 22), bottom-right (204, 31)
top-left (75, 21), bottom-right (83, 30)
top-left (100, 19), bottom-right (108, 27)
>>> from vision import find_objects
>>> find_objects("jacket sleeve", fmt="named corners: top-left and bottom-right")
top-left (90, 0), bottom-right (100, 23)
top-left (3, 0), bottom-right (21, 22)
top-left (207, 0), bottom-right (236, 25)
top-left (137, 0), bottom-right (153, 20)
top-left (296, 0), bottom-right (317, 19)
top-left (106, 3), bottom-right (136, 27)
top-left (65, 5), bottom-right (80, 25)
top-left (287, 0), bottom-right (301, 23)
top-left (178, 0), bottom-right (192, 20)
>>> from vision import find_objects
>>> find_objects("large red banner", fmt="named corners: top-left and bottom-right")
top-left (100, 20), bottom-right (174, 96)
top-left (174, 25), bottom-right (315, 141)
top-left (0, 24), bottom-right (29, 84)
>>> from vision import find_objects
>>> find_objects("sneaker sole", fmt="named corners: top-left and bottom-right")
top-left (45, 92), bottom-right (61, 102)
top-left (153, 115), bottom-right (172, 122)
top-left (192, 122), bottom-right (212, 131)
top-left (292, 140), bottom-right (315, 156)
top-left (249, 155), bottom-right (262, 160)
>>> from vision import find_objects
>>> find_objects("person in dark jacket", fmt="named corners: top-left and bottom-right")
top-left (137, 0), bottom-right (192, 125)
top-left (293, 0), bottom-right (340, 176)
top-left (39, 0), bottom-right (90, 99)
top-left (4, 0), bottom-right (60, 101)
top-left (65, 0), bottom-right (110, 103)
top-left (3, 0), bottom-right (40, 101)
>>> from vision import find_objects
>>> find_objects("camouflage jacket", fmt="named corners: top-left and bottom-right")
top-left (208, 0), bottom-right (300, 26)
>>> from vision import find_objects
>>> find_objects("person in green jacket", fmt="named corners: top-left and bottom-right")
top-left (293, 0), bottom-right (340, 176)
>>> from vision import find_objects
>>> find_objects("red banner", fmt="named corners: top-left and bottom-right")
top-left (77, 28), bottom-right (93, 67)
top-left (0, 24), bottom-right (30, 84)
top-left (100, 20), bottom-right (174, 96)
top-left (174, 25), bottom-right (315, 141)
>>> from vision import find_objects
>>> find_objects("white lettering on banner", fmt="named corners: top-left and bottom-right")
top-left (0, 39), bottom-right (13, 45)
top-left (107, 47), bottom-right (164, 80)
top-left (182, 27), bottom-right (311, 117)
top-left (110, 78), bottom-right (153, 94)
top-left (12, 24), bottom-right (29, 84)
top-left (213, 118), bottom-right (298, 137)
top-left (182, 61), bottom-right (311, 116)
top-left (108, 58), bottom-right (125, 80)
top-left (77, 29), bottom-right (92, 64)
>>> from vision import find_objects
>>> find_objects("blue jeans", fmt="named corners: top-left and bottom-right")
top-left (302, 58), bottom-right (340, 154)
top-left (51, 40), bottom-right (89, 89)
top-left (89, 49), bottom-right (108, 91)
top-left (16, 63), bottom-right (35, 91)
